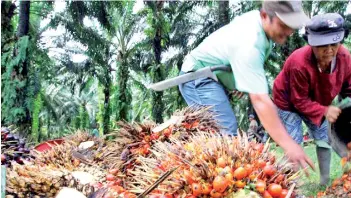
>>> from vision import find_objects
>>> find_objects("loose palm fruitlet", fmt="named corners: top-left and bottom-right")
top-left (76, 163), bottom-right (107, 184)
top-left (318, 142), bottom-right (351, 198)
top-left (126, 132), bottom-right (299, 198)
top-left (1, 127), bottom-right (33, 168)
top-left (89, 167), bottom-right (137, 198)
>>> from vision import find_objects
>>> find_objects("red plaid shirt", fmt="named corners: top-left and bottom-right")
top-left (273, 45), bottom-right (351, 126)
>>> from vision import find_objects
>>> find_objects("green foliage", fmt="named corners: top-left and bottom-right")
top-left (31, 92), bottom-right (43, 143)
top-left (97, 82), bottom-right (105, 133)
top-left (79, 104), bottom-right (90, 129)
top-left (1, 36), bottom-right (30, 125)
top-left (111, 0), bottom-right (139, 122)
top-left (1, 2), bottom-right (16, 49)
top-left (73, 117), bottom-right (80, 130)
top-left (2, 0), bottom-right (350, 139)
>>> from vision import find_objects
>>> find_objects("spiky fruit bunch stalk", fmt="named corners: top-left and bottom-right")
top-left (98, 121), bottom-right (156, 170)
top-left (101, 107), bottom-right (221, 172)
top-left (127, 132), bottom-right (299, 198)
top-left (318, 142), bottom-right (351, 198)
top-left (32, 142), bottom-right (79, 171)
top-left (171, 106), bottom-right (221, 136)
top-left (6, 163), bottom-right (95, 197)
top-left (64, 130), bottom-right (104, 146)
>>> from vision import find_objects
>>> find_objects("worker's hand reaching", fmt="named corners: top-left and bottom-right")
top-left (324, 106), bottom-right (341, 123)
top-left (283, 142), bottom-right (315, 176)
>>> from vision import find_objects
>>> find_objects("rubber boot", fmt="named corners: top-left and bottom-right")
top-left (316, 146), bottom-right (331, 186)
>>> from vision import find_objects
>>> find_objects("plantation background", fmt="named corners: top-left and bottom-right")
top-left (2, 0), bottom-right (351, 143)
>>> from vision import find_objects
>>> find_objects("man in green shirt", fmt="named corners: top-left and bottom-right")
top-left (179, 0), bottom-right (315, 171)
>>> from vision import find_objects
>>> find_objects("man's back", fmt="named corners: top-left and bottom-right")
top-left (181, 10), bottom-right (272, 93)
top-left (183, 10), bottom-right (269, 70)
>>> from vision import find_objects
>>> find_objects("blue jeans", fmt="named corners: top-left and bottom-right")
top-left (277, 108), bottom-right (329, 147)
top-left (178, 74), bottom-right (237, 135)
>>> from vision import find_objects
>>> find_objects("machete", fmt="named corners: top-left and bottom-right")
top-left (147, 65), bottom-right (232, 91)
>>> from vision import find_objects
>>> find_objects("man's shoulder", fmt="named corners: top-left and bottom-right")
top-left (230, 10), bottom-right (262, 34)
top-left (290, 46), bottom-right (311, 58)
top-left (337, 45), bottom-right (351, 75)
top-left (285, 46), bottom-right (312, 69)
top-left (205, 10), bottom-right (263, 44)
top-left (338, 45), bottom-right (351, 60)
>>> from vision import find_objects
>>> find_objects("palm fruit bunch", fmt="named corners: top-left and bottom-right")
top-left (32, 141), bottom-right (80, 171)
top-left (100, 107), bottom-right (221, 172)
top-left (97, 120), bottom-right (156, 171)
top-left (31, 131), bottom-right (105, 171)
top-left (126, 132), bottom-right (299, 198)
top-left (64, 130), bottom-right (105, 148)
top-left (87, 167), bottom-right (137, 198)
top-left (318, 142), bottom-right (351, 198)
top-left (5, 163), bottom-right (95, 198)
top-left (171, 106), bottom-right (221, 136)
top-left (1, 127), bottom-right (33, 168)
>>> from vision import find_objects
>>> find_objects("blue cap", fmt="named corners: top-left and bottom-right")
top-left (306, 13), bottom-right (345, 46)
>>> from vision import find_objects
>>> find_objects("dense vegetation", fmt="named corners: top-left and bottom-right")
top-left (2, 1), bottom-right (351, 143)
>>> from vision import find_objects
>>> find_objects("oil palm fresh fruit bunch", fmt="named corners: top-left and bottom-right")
top-left (64, 130), bottom-right (105, 148)
top-left (88, 166), bottom-right (137, 198)
top-left (5, 163), bottom-right (95, 198)
top-left (170, 106), bottom-right (221, 138)
top-left (126, 132), bottom-right (299, 198)
top-left (32, 141), bottom-right (79, 171)
top-left (1, 127), bottom-right (33, 168)
top-left (98, 120), bottom-right (156, 170)
top-left (101, 107), bottom-right (221, 172)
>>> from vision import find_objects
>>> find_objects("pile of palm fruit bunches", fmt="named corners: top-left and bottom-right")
top-left (317, 142), bottom-right (351, 198)
top-left (3, 107), bottom-right (303, 198)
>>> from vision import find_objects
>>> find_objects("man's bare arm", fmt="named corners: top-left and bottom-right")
top-left (249, 93), bottom-right (315, 173)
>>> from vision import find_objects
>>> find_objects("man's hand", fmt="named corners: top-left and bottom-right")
top-left (324, 106), bottom-right (341, 123)
top-left (283, 142), bottom-right (315, 176)
top-left (249, 93), bottom-right (316, 175)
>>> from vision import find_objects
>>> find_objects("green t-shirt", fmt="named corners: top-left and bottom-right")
top-left (181, 10), bottom-right (272, 94)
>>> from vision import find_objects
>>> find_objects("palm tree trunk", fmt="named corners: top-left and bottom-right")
top-left (17, 1), bottom-right (30, 37)
top-left (116, 54), bottom-right (129, 121)
top-left (16, 1), bottom-right (31, 128)
top-left (38, 120), bottom-right (42, 142)
top-left (103, 75), bottom-right (111, 135)
top-left (1, 1), bottom-right (16, 50)
top-left (218, 1), bottom-right (229, 27)
top-left (150, 1), bottom-right (165, 124)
